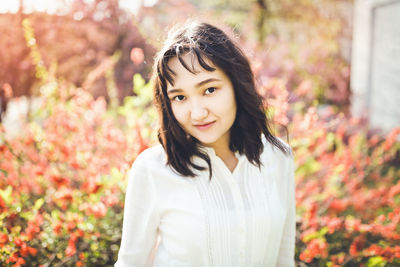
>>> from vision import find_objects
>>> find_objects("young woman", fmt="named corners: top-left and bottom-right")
top-left (115, 21), bottom-right (296, 267)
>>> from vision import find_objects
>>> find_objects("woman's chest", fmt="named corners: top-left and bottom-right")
top-left (154, 166), bottom-right (286, 244)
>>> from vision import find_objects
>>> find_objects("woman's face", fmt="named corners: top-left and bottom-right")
top-left (166, 53), bottom-right (237, 151)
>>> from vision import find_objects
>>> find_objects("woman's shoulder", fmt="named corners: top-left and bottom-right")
top-left (260, 134), bottom-right (294, 173)
top-left (262, 135), bottom-right (292, 159)
top-left (132, 143), bottom-right (168, 169)
top-left (261, 135), bottom-right (295, 190)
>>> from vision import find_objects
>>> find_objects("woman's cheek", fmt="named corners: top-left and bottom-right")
top-left (171, 103), bottom-right (186, 124)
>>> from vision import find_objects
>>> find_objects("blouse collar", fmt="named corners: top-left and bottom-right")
top-left (198, 144), bottom-right (245, 163)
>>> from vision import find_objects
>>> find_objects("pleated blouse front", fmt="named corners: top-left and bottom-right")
top-left (115, 138), bottom-right (296, 267)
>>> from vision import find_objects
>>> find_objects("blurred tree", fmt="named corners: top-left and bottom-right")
top-left (189, 0), bottom-right (352, 48)
top-left (255, 0), bottom-right (269, 43)
top-left (0, 0), bottom-right (156, 107)
top-left (136, 0), bottom-right (200, 48)
top-left (18, 0), bottom-right (24, 22)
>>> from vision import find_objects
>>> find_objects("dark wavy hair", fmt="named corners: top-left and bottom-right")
top-left (151, 21), bottom-right (289, 179)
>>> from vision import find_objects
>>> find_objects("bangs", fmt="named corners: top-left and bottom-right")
top-left (157, 46), bottom-right (216, 89)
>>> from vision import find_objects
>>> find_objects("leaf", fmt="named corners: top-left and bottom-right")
top-left (0, 186), bottom-right (12, 205)
top-left (20, 211), bottom-right (34, 221)
top-left (34, 198), bottom-right (45, 211)
top-left (110, 167), bottom-right (124, 183)
top-left (366, 256), bottom-right (386, 267)
top-left (302, 228), bottom-right (328, 243)
top-left (133, 73), bottom-right (153, 100)
top-left (51, 210), bottom-right (59, 220)
top-left (0, 169), bottom-right (8, 177)
top-left (133, 73), bottom-right (146, 95)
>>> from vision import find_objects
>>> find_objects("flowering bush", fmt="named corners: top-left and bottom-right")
top-left (0, 16), bottom-right (156, 266)
top-left (293, 119), bottom-right (400, 267)
top-left (294, 117), bottom-right (400, 266)
top-left (0, 75), bottom-right (156, 266)
top-left (259, 74), bottom-right (400, 267)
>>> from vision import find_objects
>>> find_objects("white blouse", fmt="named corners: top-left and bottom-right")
top-left (115, 137), bottom-right (296, 267)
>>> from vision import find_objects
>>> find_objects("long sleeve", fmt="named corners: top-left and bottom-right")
top-left (115, 154), bottom-right (160, 267)
top-left (276, 153), bottom-right (296, 267)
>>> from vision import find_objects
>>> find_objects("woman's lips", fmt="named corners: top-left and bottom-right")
top-left (195, 121), bottom-right (215, 130)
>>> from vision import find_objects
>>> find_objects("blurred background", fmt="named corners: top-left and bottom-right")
top-left (0, 0), bottom-right (399, 266)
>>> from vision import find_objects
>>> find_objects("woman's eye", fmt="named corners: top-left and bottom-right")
top-left (173, 95), bottom-right (185, 102)
top-left (205, 87), bottom-right (216, 95)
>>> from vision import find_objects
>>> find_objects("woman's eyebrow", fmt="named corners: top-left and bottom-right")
top-left (195, 78), bottom-right (221, 88)
top-left (167, 78), bottom-right (222, 95)
top-left (167, 88), bottom-right (183, 95)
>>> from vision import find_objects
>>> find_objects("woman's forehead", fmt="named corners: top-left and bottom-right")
top-left (167, 53), bottom-right (227, 80)
top-left (168, 52), bottom-right (214, 74)
top-left (166, 55), bottom-right (227, 89)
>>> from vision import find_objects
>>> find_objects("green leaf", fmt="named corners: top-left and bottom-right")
top-left (319, 226), bottom-right (328, 236)
top-left (133, 73), bottom-right (146, 95)
top-left (0, 186), bottom-right (12, 205)
top-left (302, 231), bottom-right (319, 243)
top-left (0, 169), bottom-right (8, 177)
top-left (366, 256), bottom-right (386, 267)
top-left (34, 198), bottom-right (45, 211)
top-left (20, 211), bottom-right (34, 221)
top-left (51, 209), bottom-right (60, 220)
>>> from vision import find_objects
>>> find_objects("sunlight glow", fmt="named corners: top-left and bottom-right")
top-left (0, 1), bottom-right (19, 13)
top-left (0, 0), bottom-right (158, 15)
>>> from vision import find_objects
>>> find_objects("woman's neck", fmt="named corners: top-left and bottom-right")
top-left (214, 147), bottom-right (238, 173)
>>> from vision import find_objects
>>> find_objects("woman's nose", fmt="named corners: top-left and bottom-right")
top-left (190, 100), bottom-right (208, 121)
